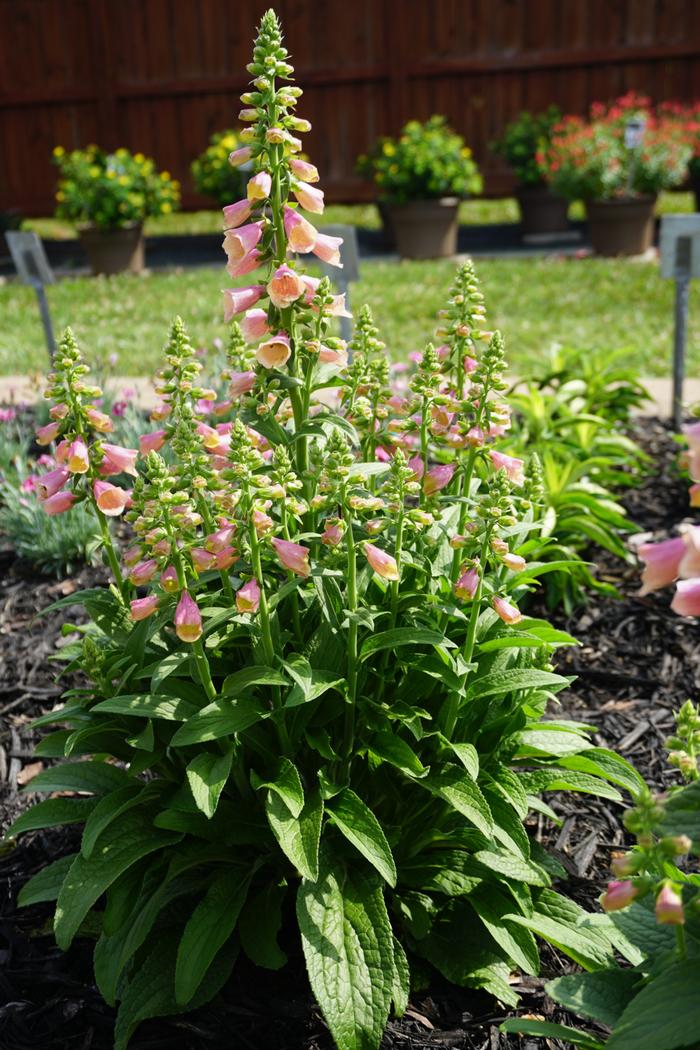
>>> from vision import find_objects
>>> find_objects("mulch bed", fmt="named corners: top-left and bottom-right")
top-left (0, 417), bottom-right (695, 1049)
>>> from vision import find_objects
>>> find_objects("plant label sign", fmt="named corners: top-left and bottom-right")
top-left (624, 117), bottom-right (646, 150)
top-left (4, 231), bottom-right (55, 288)
top-left (660, 215), bottom-right (700, 280)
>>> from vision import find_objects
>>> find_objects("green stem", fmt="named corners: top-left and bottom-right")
top-left (247, 516), bottom-right (275, 667)
top-left (676, 924), bottom-right (688, 960)
top-left (342, 501), bottom-right (358, 765)
top-left (193, 639), bottom-right (216, 702)
top-left (96, 508), bottom-right (126, 596)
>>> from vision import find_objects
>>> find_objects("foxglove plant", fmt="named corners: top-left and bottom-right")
top-left (8, 12), bottom-right (637, 1050)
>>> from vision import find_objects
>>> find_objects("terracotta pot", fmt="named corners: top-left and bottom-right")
top-left (386, 198), bottom-right (460, 260)
top-left (515, 183), bottom-right (569, 237)
top-left (585, 195), bottom-right (656, 257)
top-left (79, 223), bottom-right (145, 276)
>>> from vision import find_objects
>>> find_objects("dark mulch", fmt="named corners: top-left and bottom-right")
top-left (0, 417), bottom-right (693, 1049)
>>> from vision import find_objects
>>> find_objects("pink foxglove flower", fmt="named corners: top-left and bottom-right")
top-left (205, 525), bottom-right (235, 553)
top-left (256, 334), bottom-right (291, 369)
top-left (191, 547), bottom-right (216, 571)
top-left (272, 537), bottom-right (310, 577)
top-left (128, 559), bottom-right (158, 586)
top-left (223, 222), bottom-right (263, 264)
top-left (130, 595), bottom-right (159, 621)
top-left (267, 264), bottom-right (305, 309)
top-left (679, 526), bottom-right (700, 578)
top-left (365, 543), bottom-right (399, 581)
top-left (690, 483), bottom-right (700, 507)
top-left (226, 249), bottom-right (261, 278)
top-left (123, 545), bottom-right (142, 567)
top-left (67, 439), bottom-right (90, 474)
top-left (318, 344), bottom-right (348, 367)
top-left (289, 158), bottom-right (319, 182)
top-left (174, 590), bottom-right (203, 643)
top-left (241, 309), bottom-right (271, 342)
top-left (503, 552), bottom-right (526, 572)
top-left (489, 450), bottom-right (524, 485)
top-left (247, 171), bottom-right (272, 201)
top-left (222, 198), bottom-right (253, 228)
top-left (408, 455), bottom-right (425, 481)
top-left (86, 407), bottom-right (114, 433)
top-left (222, 284), bottom-right (264, 321)
top-left (43, 490), bottom-right (76, 515)
top-left (214, 546), bottom-right (238, 570)
top-left (236, 578), bottom-right (261, 614)
top-left (49, 403), bottom-right (69, 420)
top-left (284, 206), bottom-right (317, 252)
top-left (102, 442), bottom-right (139, 477)
top-left (492, 595), bottom-right (522, 625)
top-left (424, 464), bottom-right (455, 495)
top-left (638, 536), bottom-right (685, 595)
top-left (160, 566), bottom-right (179, 593)
top-left (601, 880), bottom-right (638, 912)
top-left (229, 146), bottom-right (253, 167)
top-left (655, 884), bottom-right (685, 925)
top-left (36, 467), bottom-right (69, 501)
top-left (36, 421), bottom-right (61, 445)
top-left (455, 566), bottom-right (479, 601)
top-left (293, 181), bottom-right (324, 213)
top-left (93, 480), bottom-right (130, 516)
top-left (671, 578), bottom-right (700, 616)
top-left (139, 429), bottom-right (166, 454)
top-left (312, 232), bottom-right (343, 267)
top-left (321, 520), bottom-right (344, 547)
top-left (228, 371), bottom-right (257, 398)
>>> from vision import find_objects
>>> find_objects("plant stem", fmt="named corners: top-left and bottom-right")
top-left (96, 508), bottom-right (126, 596)
top-left (676, 924), bottom-right (688, 960)
top-left (342, 501), bottom-right (358, 766)
top-left (193, 639), bottom-right (217, 701)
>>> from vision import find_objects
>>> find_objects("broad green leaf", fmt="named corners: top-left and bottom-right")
top-left (500, 1019), bottom-right (604, 1048)
top-left (517, 728), bottom-right (593, 758)
top-left (474, 849), bottom-right (550, 887)
top-left (18, 854), bottom-right (77, 906)
top-left (659, 779), bottom-right (700, 841)
top-left (443, 740), bottom-right (479, 780)
top-left (30, 703), bottom-right (84, 729)
top-left (222, 664), bottom-right (288, 695)
top-left (266, 788), bottom-right (323, 880)
top-left (175, 866), bottom-right (250, 1004)
top-left (252, 757), bottom-right (305, 818)
top-left (327, 789), bottom-right (397, 887)
top-left (606, 961), bottom-right (700, 1050)
top-left (25, 760), bottom-right (131, 796)
top-left (239, 883), bottom-right (288, 970)
top-left (170, 697), bottom-right (266, 746)
top-left (297, 851), bottom-right (394, 1050)
top-left (559, 748), bottom-right (646, 797)
top-left (466, 668), bottom-right (570, 700)
top-left (149, 651), bottom-right (191, 690)
top-left (401, 849), bottom-right (483, 898)
top-left (507, 890), bottom-right (614, 970)
top-left (606, 898), bottom-right (676, 961)
top-left (548, 970), bottom-right (641, 1028)
top-left (92, 694), bottom-right (197, 721)
top-left (391, 935), bottom-right (410, 1018)
top-left (186, 751), bottom-right (233, 819)
top-left (468, 885), bottom-right (539, 975)
top-left (360, 627), bottom-right (454, 662)
top-left (518, 767), bottom-right (622, 801)
top-left (5, 797), bottom-right (97, 840)
top-left (367, 731), bottom-right (426, 778)
top-left (425, 764), bottom-right (493, 835)
top-left (81, 784), bottom-right (146, 858)
top-left (281, 654), bottom-right (344, 706)
top-left (54, 811), bottom-right (181, 949)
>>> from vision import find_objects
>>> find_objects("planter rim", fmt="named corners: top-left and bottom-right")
top-left (78, 221), bottom-right (144, 235)
top-left (384, 196), bottom-right (460, 209)
top-left (585, 194), bottom-right (657, 207)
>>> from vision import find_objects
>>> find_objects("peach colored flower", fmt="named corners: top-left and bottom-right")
top-left (312, 232), bottom-right (342, 267)
top-left (222, 198), bottom-right (252, 228)
top-left (102, 442), bottom-right (139, 477)
top-left (601, 880), bottom-right (638, 912)
top-left (93, 480), bottom-right (130, 516)
top-left (638, 536), bottom-right (685, 595)
top-left (283, 206), bottom-right (317, 252)
top-left (236, 578), bottom-right (261, 613)
top-left (271, 537), bottom-right (310, 577)
top-left (174, 590), bottom-right (202, 643)
top-left (139, 430), bottom-right (166, 454)
top-left (492, 595), bottom-right (522, 624)
top-left (256, 334), bottom-right (291, 369)
top-left (267, 264), bottom-right (305, 309)
top-left (365, 542), bottom-right (399, 581)
top-left (67, 439), bottom-right (89, 474)
top-left (131, 595), bottom-right (159, 621)
top-left (247, 171), bottom-right (272, 201)
top-left (293, 181), bottom-right (324, 213)
top-left (241, 308), bottom-right (271, 341)
top-left (222, 284), bottom-right (264, 321)
top-left (43, 490), bottom-right (76, 515)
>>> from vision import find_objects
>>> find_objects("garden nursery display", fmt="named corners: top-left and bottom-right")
top-left (3, 11), bottom-right (700, 1050)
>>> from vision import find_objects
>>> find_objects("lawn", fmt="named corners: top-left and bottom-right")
top-left (2, 253), bottom-right (697, 378)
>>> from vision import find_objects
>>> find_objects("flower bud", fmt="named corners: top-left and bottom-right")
top-left (656, 883), bottom-right (685, 925)
top-left (174, 590), bottom-right (203, 643)
top-left (601, 880), bottom-right (638, 912)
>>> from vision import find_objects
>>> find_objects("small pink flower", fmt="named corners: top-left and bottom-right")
top-left (671, 578), bottom-right (700, 616)
top-left (503, 552), bottom-right (526, 572)
top-left (229, 146), bottom-right (253, 167)
top-left (128, 559), bottom-right (158, 586)
top-left (21, 476), bottom-right (37, 493)
top-left (365, 542), bottom-right (399, 581)
top-left (236, 578), bottom-right (261, 614)
top-left (222, 198), bottom-right (253, 228)
top-left (318, 344), bottom-right (348, 367)
top-left (271, 537), bottom-right (310, 577)
top-left (289, 158), bottom-right (319, 183)
top-left (67, 439), bottom-right (90, 474)
top-left (36, 421), bottom-right (61, 445)
top-left (150, 402), bottom-right (171, 422)
top-left (253, 509), bottom-right (273, 535)
top-left (192, 547), bottom-right (216, 571)
top-left (326, 293), bottom-right (352, 318)
top-left (679, 526), bottom-right (700, 578)
top-left (228, 371), bottom-right (257, 398)
top-left (130, 595), bottom-right (159, 622)
top-left (223, 222), bottom-right (263, 264)
top-left (267, 264), bottom-right (305, 309)
top-left (655, 884), bottom-right (684, 925)
top-left (102, 442), bottom-right (139, 477)
top-left (93, 480), bottom-right (130, 517)
top-left (256, 334), bottom-right (291, 370)
top-left (690, 483), bottom-right (700, 507)
top-left (312, 232), bottom-right (343, 267)
top-left (466, 427), bottom-right (484, 448)
top-left (455, 566), bottom-right (479, 601)
top-left (492, 595), bottom-right (522, 625)
top-left (321, 520), bottom-right (344, 547)
top-left (284, 206), bottom-right (317, 252)
top-left (424, 464), bottom-right (455, 496)
top-left (293, 181), bottom-right (324, 213)
top-left (222, 284), bottom-right (264, 321)
top-left (123, 545), bottom-right (143, 567)
top-left (247, 171), bottom-right (272, 202)
top-left (241, 308), bottom-right (271, 342)
top-left (489, 450), bottom-right (524, 485)
top-left (226, 248), bottom-right (262, 279)
top-left (301, 274), bottom-right (321, 303)
top-left (139, 430), bottom-right (166, 455)
top-left (49, 403), bottom-right (69, 420)
top-left (43, 490), bottom-right (76, 515)
top-left (174, 590), bottom-right (203, 643)
top-left (160, 566), bottom-right (179, 592)
top-left (601, 880), bottom-right (638, 912)
top-left (214, 546), bottom-right (238, 570)
top-left (86, 407), bottom-right (114, 433)
top-left (408, 455), bottom-right (425, 481)
top-left (638, 536), bottom-right (685, 595)
top-left (36, 466), bottom-right (69, 500)
top-left (205, 525), bottom-right (235, 553)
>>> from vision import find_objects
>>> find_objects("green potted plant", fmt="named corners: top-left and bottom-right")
top-left (492, 106), bottom-right (569, 237)
top-left (358, 116), bottom-right (482, 259)
top-left (52, 145), bottom-right (181, 276)
top-left (657, 100), bottom-right (700, 211)
top-left (537, 93), bottom-right (691, 256)
top-left (191, 128), bottom-right (245, 207)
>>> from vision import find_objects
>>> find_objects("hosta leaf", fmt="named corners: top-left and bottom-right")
top-left (170, 697), bottom-right (266, 745)
top-left (360, 628), bottom-right (454, 661)
top-left (297, 850), bottom-right (394, 1050)
top-left (327, 788), bottom-right (397, 887)
top-left (18, 854), bottom-right (77, 906)
top-left (239, 883), bottom-right (288, 970)
top-left (466, 668), bottom-right (570, 700)
top-left (500, 1019), bottom-right (604, 1049)
top-left (54, 810), bottom-right (181, 949)
top-left (92, 694), bottom-right (197, 721)
top-left (605, 960), bottom-right (700, 1050)
top-left (25, 760), bottom-right (131, 796)
top-left (186, 751), bottom-right (233, 819)
top-left (175, 866), bottom-right (250, 1004)
top-left (548, 969), bottom-right (641, 1028)
top-left (266, 788), bottom-right (323, 880)
top-left (252, 757), bottom-right (305, 818)
top-left (5, 797), bottom-right (97, 839)
top-left (425, 764), bottom-right (492, 835)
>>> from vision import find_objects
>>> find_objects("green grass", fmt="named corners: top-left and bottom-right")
top-left (2, 254), bottom-right (698, 378)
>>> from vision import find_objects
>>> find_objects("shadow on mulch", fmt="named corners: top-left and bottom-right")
top-left (0, 417), bottom-right (694, 1049)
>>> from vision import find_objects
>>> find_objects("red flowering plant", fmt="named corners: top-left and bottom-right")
top-left (657, 99), bottom-right (700, 181)
top-left (537, 92), bottom-right (691, 201)
top-left (6, 12), bottom-right (637, 1050)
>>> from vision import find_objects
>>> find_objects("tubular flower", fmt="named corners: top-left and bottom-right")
top-left (228, 371), bottom-right (257, 398)
top-left (222, 285), bottom-right (265, 321)
top-left (455, 565), bottom-right (479, 601)
top-left (271, 537), bottom-right (310, 577)
top-left (267, 264), bottom-right (305, 309)
top-left (36, 421), bottom-right (61, 445)
top-left (128, 559), bottom-right (159, 586)
top-left (66, 439), bottom-right (90, 474)
top-left (247, 171), bottom-right (272, 201)
top-left (256, 334), bottom-right (291, 369)
top-left (222, 198), bottom-right (253, 228)
top-left (226, 249), bottom-right (261, 278)
top-left (638, 536), bottom-right (685, 595)
top-left (86, 407), bottom-right (114, 433)
top-left (293, 181), bottom-right (324, 213)
top-left (223, 222), bottom-right (264, 264)
top-left (489, 450), bottom-right (524, 485)
top-left (492, 595), bottom-right (522, 625)
top-left (365, 543), bottom-right (399, 581)
top-left (101, 443), bottom-right (139, 477)
top-left (205, 525), bottom-right (235, 553)
top-left (130, 595), bottom-right (159, 622)
top-left (36, 467), bottom-right (69, 500)
top-left (424, 464), bottom-right (455, 495)
top-left (228, 146), bottom-right (253, 167)
top-left (283, 206), bottom-right (317, 252)
top-left (321, 520), bottom-right (344, 547)
top-left (241, 309), bottom-right (271, 342)
top-left (214, 547), bottom-right (238, 570)
top-left (601, 880), bottom-right (638, 912)
top-left (312, 232), bottom-right (343, 267)
top-left (289, 157), bottom-right (319, 182)
top-left (139, 429), bottom-right (166, 455)
top-left (671, 578), bottom-right (700, 617)
top-left (93, 480), bottom-right (130, 516)
top-left (43, 490), bottom-right (76, 515)
top-left (174, 590), bottom-right (203, 643)
top-left (236, 578), bottom-right (261, 614)
top-left (160, 566), bottom-right (179, 593)
top-left (502, 552), bottom-right (526, 572)
top-left (655, 884), bottom-right (685, 925)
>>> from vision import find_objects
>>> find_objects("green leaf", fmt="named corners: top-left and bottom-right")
top-left (170, 697), bottom-right (266, 746)
top-left (360, 628), bottom-right (454, 662)
top-left (474, 849), bottom-right (550, 887)
top-left (252, 757), bottom-right (305, 818)
top-left (507, 890), bottom-right (614, 970)
top-left (266, 788), bottom-right (323, 880)
top-left (517, 727), bottom-right (594, 758)
top-left (606, 898), bottom-right (676, 962)
top-left (559, 748), bottom-right (646, 797)
top-left (548, 970), bottom-right (641, 1028)
top-left (149, 651), bottom-right (191, 691)
top-left (175, 866), bottom-right (250, 1004)
top-left (81, 784), bottom-right (146, 858)
top-left (239, 883), bottom-right (288, 970)
top-left (659, 779), bottom-right (700, 841)
top-left (500, 1018), bottom-right (604, 1048)
top-left (327, 788), bottom-right (397, 887)
top-left (466, 668), bottom-right (570, 700)
top-left (391, 935), bottom-right (410, 1018)
top-left (425, 764), bottom-right (493, 835)
top-left (54, 811), bottom-right (181, 949)
top-left (367, 731), bottom-right (427, 778)
top-left (281, 654), bottom-right (344, 706)
top-left (24, 760), bottom-right (131, 796)
top-left (92, 694), bottom-right (197, 720)
top-left (186, 751), bottom-right (233, 819)
top-left (18, 854), bottom-right (77, 906)
top-left (5, 797), bottom-right (97, 839)
top-left (401, 849), bottom-right (483, 898)
top-left (221, 664), bottom-right (288, 695)
top-left (443, 739), bottom-right (479, 780)
top-left (297, 851), bottom-right (395, 1050)
top-left (606, 960), bottom-right (700, 1050)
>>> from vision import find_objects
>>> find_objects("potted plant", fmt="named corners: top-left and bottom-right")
top-left (537, 93), bottom-right (691, 256)
top-left (358, 116), bottom-right (482, 259)
top-left (658, 100), bottom-right (700, 211)
top-left (492, 106), bottom-right (569, 237)
top-left (191, 128), bottom-right (245, 207)
top-left (52, 145), bottom-right (181, 275)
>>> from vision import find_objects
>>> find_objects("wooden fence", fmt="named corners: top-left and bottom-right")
top-left (2, 0), bottom-right (700, 214)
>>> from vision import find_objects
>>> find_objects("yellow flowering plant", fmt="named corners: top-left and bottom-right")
top-left (191, 129), bottom-right (244, 206)
top-left (52, 145), bottom-right (180, 230)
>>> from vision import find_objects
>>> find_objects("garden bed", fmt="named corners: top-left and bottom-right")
top-left (0, 418), bottom-right (692, 1049)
